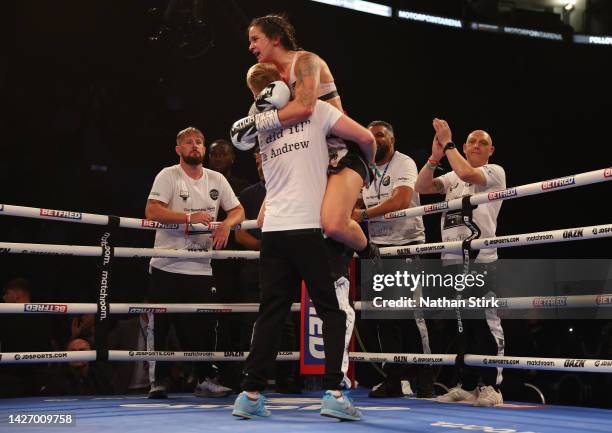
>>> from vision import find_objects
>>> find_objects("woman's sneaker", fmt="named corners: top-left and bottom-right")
top-left (232, 392), bottom-right (271, 419)
top-left (320, 390), bottom-right (362, 421)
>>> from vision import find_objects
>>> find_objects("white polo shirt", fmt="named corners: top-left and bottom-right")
top-left (437, 164), bottom-right (506, 264)
top-left (147, 165), bottom-right (240, 275)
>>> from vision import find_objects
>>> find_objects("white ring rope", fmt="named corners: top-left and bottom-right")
top-left (2, 294), bottom-right (610, 315)
top-left (2, 350), bottom-right (611, 374)
top-left (0, 223), bottom-right (609, 259)
top-left (0, 242), bottom-right (259, 259)
top-left (108, 350), bottom-right (300, 362)
top-left (1, 168), bottom-right (609, 230)
top-left (0, 350), bottom-right (97, 364)
top-left (376, 167), bottom-right (611, 222)
top-left (0, 204), bottom-right (258, 233)
top-left (463, 354), bottom-right (612, 373)
top-left (379, 223), bottom-right (612, 257)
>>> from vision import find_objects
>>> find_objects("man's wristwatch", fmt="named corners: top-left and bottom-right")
top-left (360, 209), bottom-right (368, 221)
top-left (444, 141), bottom-right (456, 153)
top-left (443, 141), bottom-right (456, 153)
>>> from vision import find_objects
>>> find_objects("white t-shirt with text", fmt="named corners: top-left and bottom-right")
top-left (260, 100), bottom-right (342, 232)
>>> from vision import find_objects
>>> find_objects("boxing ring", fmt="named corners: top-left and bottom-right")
top-left (1, 168), bottom-right (612, 431)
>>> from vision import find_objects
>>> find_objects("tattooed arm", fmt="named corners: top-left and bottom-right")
top-left (277, 52), bottom-right (322, 126)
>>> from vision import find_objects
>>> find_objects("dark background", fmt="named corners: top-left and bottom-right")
top-left (1, 0), bottom-right (611, 405)
top-left (2, 0), bottom-right (610, 298)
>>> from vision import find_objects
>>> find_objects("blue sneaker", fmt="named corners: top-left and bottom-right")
top-left (320, 390), bottom-right (362, 421)
top-left (232, 391), bottom-right (271, 419)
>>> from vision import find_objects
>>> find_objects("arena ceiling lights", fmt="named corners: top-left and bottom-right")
top-left (309, 0), bottom-right (392, 17)
top-left (308, 0), bottom-right (612, 46)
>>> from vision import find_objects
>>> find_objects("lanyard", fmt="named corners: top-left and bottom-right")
top-left (375, 152), bottom-right (395, 201)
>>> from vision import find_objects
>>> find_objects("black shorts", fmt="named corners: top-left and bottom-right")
top-left (328, 141), bottom-right (371, 184)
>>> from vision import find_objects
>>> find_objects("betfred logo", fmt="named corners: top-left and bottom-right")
top-left (24, 303), bottom-right (68, 313)
top-left (423, 202), bottom-right (449, 213)
top-left (604, 168), bottom-right (612, 178)
top-left (487, 188), bottom-right (517, 201)
top-left (532, 297), bottom-right (567, 307)
top-left (385, 210), bottom-right (407, 219)
top-left (596, 295), bottom-right (612, 305)
top-left (128, 307), bottom-right (167, 313)
top-left (141, 220), bottom-right (179, 229)
top-left (541, 176), bottom-right (575, 190)
top-left (40, 209), bottom-right (82, 220)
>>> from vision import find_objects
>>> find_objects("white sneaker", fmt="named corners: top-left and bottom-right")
top-left (148, 382), bottom-right (168, 399)
top-left (194, 377), bottom-right (233, 398)
top-left (401, 380), bottom-right (414, 397)
top-left (436, 385), bottom-right (478, 403)
top-left (473, 385), bottom-right (503, 407)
